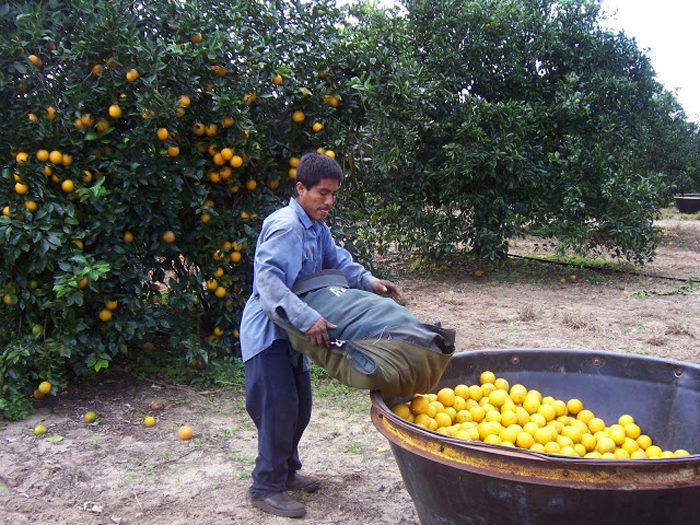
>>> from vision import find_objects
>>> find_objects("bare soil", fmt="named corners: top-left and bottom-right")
top-left (1, 217), bottom-right (698, 525)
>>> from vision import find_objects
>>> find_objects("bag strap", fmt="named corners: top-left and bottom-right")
top-left (291, 269), bottom-right (349, 295)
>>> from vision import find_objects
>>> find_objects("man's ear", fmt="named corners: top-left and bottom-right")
top-left (295, 180), bottom-right (305, 196)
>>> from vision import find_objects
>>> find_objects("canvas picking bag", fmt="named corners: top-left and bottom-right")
top-left (268, 270), bottom-right (455, 399)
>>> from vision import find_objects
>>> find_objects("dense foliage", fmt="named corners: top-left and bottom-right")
top-left (1, 0), bottom-right (698, 419)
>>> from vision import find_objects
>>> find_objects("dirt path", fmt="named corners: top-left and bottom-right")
top-left (1, 218), bottom-right (698, 524)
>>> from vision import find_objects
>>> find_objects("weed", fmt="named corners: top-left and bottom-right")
top-left (192, 434), bottom-right (207, 445)
top-left (122, 472), bottom-right (136, 484)
top-left (220, 427), bottom-right (239, 439)
top-left (345, 440), bottom-right (362, 454)
top-left (232, 469), bottom-right (252, 479)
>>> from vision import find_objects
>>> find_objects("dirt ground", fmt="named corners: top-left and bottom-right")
top-left (1, 217), bottom-right (698, 525)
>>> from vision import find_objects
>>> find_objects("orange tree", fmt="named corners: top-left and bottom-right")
top-left (0, 0), bottom-right (380, 419)
top-left (356, 0), bottom-right (700, 261)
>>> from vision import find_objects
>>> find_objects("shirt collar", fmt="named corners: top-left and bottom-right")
top-left (290, 198), bottom-right (314, 229)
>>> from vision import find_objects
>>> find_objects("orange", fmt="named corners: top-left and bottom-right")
top-left (312, 122), bottom-right (324, 132)
top-left (14, 182), bottom-right (29, 195)
top-left (38, 381), bottom-right (52, 394)
top-left (24, 200), bottom-right (38, 212)
top-left (36, 149), bottom-right (49, 162)
top-left (34, 424), bottom-right (48, 436)
top-left (230, 155), bottom-right (243, 168)
top-left (28, 54), bottom-right (43, 67)
top-left (84, 411), bottom-right (97, 423)
top-left (436, 387), bottom-right (455, 407)
top-left (190, 32), bottom-right (203, 43)
top-left (126, 68), bottom-right (139, 81)
top-left (192, 122), bottom-right (205, 135)
top-left (479, 371), bottom-right (496, 385)
top-left (205, 123), bottom-right (218, 137)
top-left (157, 127), bottom-right (169, 140)
top-left (61, 154), bottom-right (72, 166)
top-left (292, 110), bottom-right (305, 123)
top-left (143, 416), bottom-right (156, 427)
top-left (108, 104), bottom-right (122, 118)
top-left (45, 106), bottom-right (56, 120)
top-left (214, 286), bottom-right (226, 298)
top-left (179, 94), bottom-right (191, 107)
top-left (410, 395), bottom-right (430, 415)
top-left (167, 146), bottom-right (180, 157)
top-left (596, 436), bottom-right (616, 454)
top-left (576, 409), bottom-right (595, 424)
top-left (98, 308), bottom-right (112, 321)
top-left (566, 398), bottom-right (583, 415)
top-left (162, 230), bottom-right (175, 243)
top-left (391, 403), bottom-right (411, 419)
top-left (105, 300), bottom-right (118, 310)
top-left (636, 434), bottom-right (652, 450)
top-left (49, 150), bottom-right (63, 164)
top-left (178, 425), bottom-right (193, 440)
top-left (61, 179), bottom-right (75, 193)
top-left (434, 412), bottom-right (452, 428)
top-left (123, 231), bottom-right (134, 243)
top-left (220, 147), bottom-right (233, 161)
top-left (272, 73), bottom-right (283, 85)
top-left (587, 417), bottom-right (606, 434)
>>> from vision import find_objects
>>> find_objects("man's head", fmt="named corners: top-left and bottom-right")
top-left (295, 152), bottom-right (343, 222)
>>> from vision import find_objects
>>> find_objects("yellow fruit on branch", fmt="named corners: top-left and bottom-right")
top-left (292, 110), bottom-right (305, 123)
top-left (108, 104), bottom-right (122, 118)
top-left (162, 230), bottom-right (176, 243)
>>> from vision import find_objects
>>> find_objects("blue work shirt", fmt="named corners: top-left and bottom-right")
top-left (239, 198), bottom-right (378, 363)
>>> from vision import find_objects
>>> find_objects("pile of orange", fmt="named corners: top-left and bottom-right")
top-left (392, 371), bottom-right (692, 459)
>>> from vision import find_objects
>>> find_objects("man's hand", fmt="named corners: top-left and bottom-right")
top-left (305, 316), bottom-right (337, 348)
top-left (372, 279), bottom-right (402, 302)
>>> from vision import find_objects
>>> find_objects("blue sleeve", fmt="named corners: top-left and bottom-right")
top-left (254, 224), bottom-right (322, 333)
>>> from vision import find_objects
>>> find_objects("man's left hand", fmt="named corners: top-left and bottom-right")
top-left (372, 280), bottom-right (402, 302)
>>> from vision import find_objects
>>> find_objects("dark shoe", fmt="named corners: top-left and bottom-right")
top-left (286, 473), bottom-right (321, 493)
top-left (251, 491), bottom-right (306, 518)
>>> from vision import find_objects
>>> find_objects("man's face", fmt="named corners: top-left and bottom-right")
top-left (296, 178), bottom-right (339, 222)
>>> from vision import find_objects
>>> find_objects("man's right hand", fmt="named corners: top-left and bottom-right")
top-left (305, 317), bottom-right (337, 348)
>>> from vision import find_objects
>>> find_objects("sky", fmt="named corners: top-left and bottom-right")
top-left (599, 0), bottom-right (700, 123)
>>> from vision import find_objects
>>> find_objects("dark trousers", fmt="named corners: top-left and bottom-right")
top-left (244, 339), bottom-right (312, 497)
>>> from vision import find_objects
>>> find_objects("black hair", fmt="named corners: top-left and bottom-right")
top-left (295, 152), bottom-right (343, 193)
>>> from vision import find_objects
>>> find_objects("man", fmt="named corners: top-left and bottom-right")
top-left (239, 152), bottom-right (401, 518)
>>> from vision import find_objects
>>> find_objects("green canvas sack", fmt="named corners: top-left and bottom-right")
top-left (269, 270), bottom-right (455, 399)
